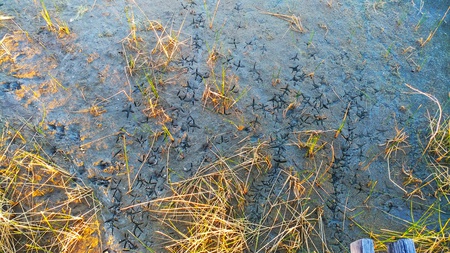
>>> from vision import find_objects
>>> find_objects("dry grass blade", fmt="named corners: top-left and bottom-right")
top-left (149, 17), bottom-right (188, 67)
top-left (382, 124), bottom-right (410, 194)
top-left (383, 125), bottom-right (409, 159)
top-left (405, 83), bottom-right (442, 153)
top-left (260, 10), bottom-right (306, 33)
top-left (419, 6), bottom-right (450, 47)
top-left (0, 34), bottom-right (15, 61)
top-left (0, 15), bottom-right (15, 21)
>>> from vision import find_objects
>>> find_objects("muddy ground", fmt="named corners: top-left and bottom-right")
top-left (1, 0), bottom-right (449, 252)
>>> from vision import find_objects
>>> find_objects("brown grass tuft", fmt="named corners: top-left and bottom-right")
top-left (0, 121), bottom-right (101, 253)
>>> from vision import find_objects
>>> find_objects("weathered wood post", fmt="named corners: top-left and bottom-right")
top-left (387, 239), bottom-right (416, 253)
top-left (350, 238), bottom-right (416, 253)
top-left (350, 239), bottom-right (375, 253)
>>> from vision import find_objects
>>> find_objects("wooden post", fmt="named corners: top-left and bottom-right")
top-left (387, 239), bottom-right (416, 253)
top-left (350, 239), bottom-right (375, 253)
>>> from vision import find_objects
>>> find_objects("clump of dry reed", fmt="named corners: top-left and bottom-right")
top-left (125, 141), bottom-right (329, 252)
top-left (0, 121), bottom-right (101, 253)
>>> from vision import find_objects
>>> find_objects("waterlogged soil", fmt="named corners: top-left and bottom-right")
top-left (1, 0), bottom-right (449, 252)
